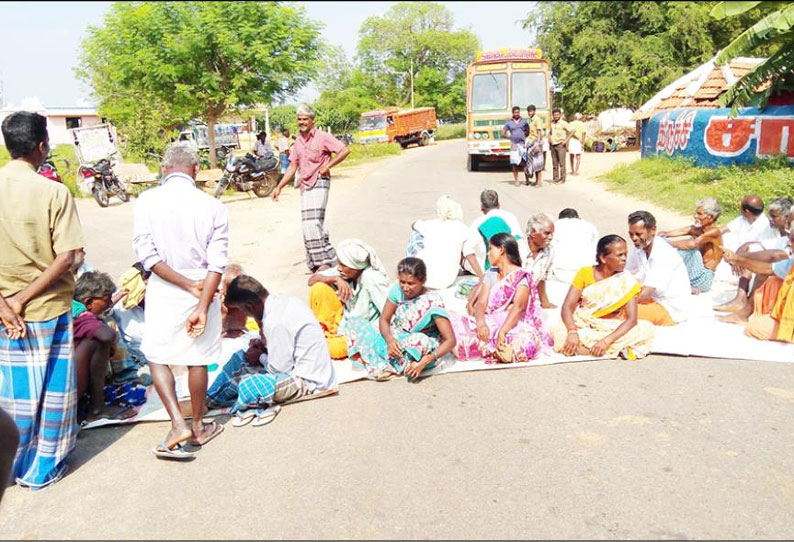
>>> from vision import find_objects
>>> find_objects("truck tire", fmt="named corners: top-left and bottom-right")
top-left (419, 132), bottom-right (429, 147)
top-left (467, 155), bottom-right (479, 172)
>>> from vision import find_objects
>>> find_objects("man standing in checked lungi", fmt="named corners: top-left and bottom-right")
top-left (271, 104), bottom-right (350, 272)
top-left (133, 143), bottom-right (229, 460)
top-left (0, 112), bottom-right (85, 488)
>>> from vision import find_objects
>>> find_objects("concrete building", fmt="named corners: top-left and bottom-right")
top-left (0, 104), bottom-right (103, 146)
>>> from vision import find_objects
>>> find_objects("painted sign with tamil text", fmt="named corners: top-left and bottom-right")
top-left (642, 106), bottom-right (794, 167)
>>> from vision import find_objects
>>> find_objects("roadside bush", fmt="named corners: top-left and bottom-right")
top-left (436, 123), bottom-right (466, 141)
top-left (600, 155), bottom-right (794, 222)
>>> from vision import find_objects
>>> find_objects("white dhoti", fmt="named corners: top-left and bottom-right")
top-left (141, 269), bottom-right (222, 366)
top-left (568, 138), bottom-right (583, 155)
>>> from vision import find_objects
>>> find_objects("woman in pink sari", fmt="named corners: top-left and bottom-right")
top-left (450, 233), bottom-right (552, 363)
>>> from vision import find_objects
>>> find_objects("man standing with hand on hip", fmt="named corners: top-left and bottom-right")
top-left (271, 104), bottom-right (350, 273)
top-left (133, 143), bottom-right (229, 460)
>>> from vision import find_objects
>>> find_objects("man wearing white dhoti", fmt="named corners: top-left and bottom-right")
top-left (133, 143), bottom-right (229, 460)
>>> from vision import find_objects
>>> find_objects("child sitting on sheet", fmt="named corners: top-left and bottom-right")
top-left (73, 271), bottom-right (134, 422)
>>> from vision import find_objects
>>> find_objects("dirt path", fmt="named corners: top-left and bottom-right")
top-left (3, 141), bottom-right (794, 539)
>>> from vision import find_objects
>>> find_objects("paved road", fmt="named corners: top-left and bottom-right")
top-left (2, 141), bottom-right (794, 539)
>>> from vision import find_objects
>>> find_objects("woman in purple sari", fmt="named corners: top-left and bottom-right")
top-left (450, 233), bottom-right (552, 363)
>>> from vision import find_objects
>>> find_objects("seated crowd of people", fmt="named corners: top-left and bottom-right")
top-left (73, 190), bottom-right (794, 431)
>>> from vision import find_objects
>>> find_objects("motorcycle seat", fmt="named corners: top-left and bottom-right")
top-left (253, 157), bottom-right (278, 173)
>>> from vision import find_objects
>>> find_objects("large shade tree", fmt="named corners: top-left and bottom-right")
top-left (712, 1), bottom-right (794, 112)
top-left (356, 2), bottom-right (479, 118)
top-left (524, 1), bottom-right (761, 113)
top-left (78, 1), bottom-right (322, 166)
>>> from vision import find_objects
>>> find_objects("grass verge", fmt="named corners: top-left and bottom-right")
top-left (598, 155), bottom-right (794, 223)
top-left (436, 123), bottom-right (466, 141)
top-left (338, 142), bottom-right (401, 168)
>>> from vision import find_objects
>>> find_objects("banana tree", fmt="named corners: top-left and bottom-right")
top-left (711, 1), bottom-right (794, 112)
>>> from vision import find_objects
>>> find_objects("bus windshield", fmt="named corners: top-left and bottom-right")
top-left (511, 72), bottom-right (548, 108)
top-left (359, 116), bottom-right (386, 132)
top-left (471, 73), bottom-right (507, 111)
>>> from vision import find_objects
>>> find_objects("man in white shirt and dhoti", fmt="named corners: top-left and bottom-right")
top-left (133, 143), bottom-right (229, 460)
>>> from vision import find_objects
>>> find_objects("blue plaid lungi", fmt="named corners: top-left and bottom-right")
top-left (0, 312), bottom-right (78, 489)
top-left (678, 248), bottom-right (714, 294)
top-left (205, 350), bottom-right (305, 413)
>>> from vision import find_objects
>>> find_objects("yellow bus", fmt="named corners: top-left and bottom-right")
top-left (465, 48), bottom-right (552, 171)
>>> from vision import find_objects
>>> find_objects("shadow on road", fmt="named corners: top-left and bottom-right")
top-left (67, 424), bottom-right (136, 476)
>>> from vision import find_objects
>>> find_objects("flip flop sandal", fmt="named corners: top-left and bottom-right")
top-left (231, 410), bottom-right (257, 428)
top-left (152, 442), bottom-right (195, 461)
top-left (251, 405), bottom-right (282, 427)
top-left (190, 421), bottom-right (225, 446)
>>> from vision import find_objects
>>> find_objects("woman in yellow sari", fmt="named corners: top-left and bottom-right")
top-left (552, 235), bottom-right (654, 359)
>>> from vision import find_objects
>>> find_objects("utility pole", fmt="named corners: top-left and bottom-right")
top-left (264, 105), bottom-right (271, 136)
top-left (410, 57), bottom-right (414, 109)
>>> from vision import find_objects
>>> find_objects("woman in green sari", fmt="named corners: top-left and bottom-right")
top-left (345, 258), bottom-right (457, 381)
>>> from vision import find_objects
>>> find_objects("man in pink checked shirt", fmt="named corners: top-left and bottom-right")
top-left (272, 104), bottom-right (350, 273)
top-left (133, 143), bottom-right (229, 460)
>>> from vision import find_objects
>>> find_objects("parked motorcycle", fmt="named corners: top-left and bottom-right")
top-left (79, 156), bottom-right (129, 207)
top-left (213, 152), bottom-right (279, 199)
top-left (37, 154), bottom-right (63, 182)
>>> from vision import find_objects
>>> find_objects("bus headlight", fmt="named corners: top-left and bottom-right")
top-left (473, 132), bottom-right (481, 139)
top-left (481, 132), bottom-right (489, 139)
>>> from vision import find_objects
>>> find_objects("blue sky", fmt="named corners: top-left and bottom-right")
top-left (0, 1), bottom-right (535, 108)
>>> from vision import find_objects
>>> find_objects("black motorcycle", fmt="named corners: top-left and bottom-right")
top-left (79, 156), bottom-right (129, 207)
top-left (213, 151), bottom-right (279, 199)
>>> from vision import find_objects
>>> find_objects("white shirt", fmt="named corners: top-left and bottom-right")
top-left (262, 294), bottom-right (337, 392)
top-left (761, 233), bottom-right (790, 251)
top-left (413, 218), bottom-right (470, 289)
top-left (275, 136), bottom-right (290, 154)
top-left (726, 213), bottom-right (777, 247)
top-left (626, 236), bottom-right (692, 323)
top-left (133, 173), bottom-right (229, 273)
top-left (253, 139), bottom-right (272, 157)
top-left (463, 209), bottom-right (529, 273)
top-left (550, 218), bottom-right (599, 283)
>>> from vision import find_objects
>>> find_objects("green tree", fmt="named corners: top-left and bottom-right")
top-left (268, 105), bottom-right (298, 135)
top-left (712, 1), bottom-right (794, 112)
top-left (356, 2), bottom-right (479, 118)
top-left (78, 1), bottom-right (322, 166)
top-left (524, 1), bottom-right (760, 113)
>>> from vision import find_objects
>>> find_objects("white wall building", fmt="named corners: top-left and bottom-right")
top-left (0, 103), bottom-right (102, 146)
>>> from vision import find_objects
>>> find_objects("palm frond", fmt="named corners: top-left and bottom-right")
top-left (711, 1), bottom-right (763, 20)
top-left (720, 42), bottom-right (794, 112)
top-left (711, 1), bottom-right (790, 19)
top-left (715, 3), bottom-right (794, 64)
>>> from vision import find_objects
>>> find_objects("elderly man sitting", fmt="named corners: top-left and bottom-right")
top-left (524, 213), bottom-right (556, 308)
top-left (219, 275), bottom-right (337, 417)
top-left (659, 197), bottom-right (723, 294)
top-left (715, 197), bottom-right (793, 315)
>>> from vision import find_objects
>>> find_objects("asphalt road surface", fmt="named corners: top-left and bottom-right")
top-left (2, 141), bottom-right (794, 539)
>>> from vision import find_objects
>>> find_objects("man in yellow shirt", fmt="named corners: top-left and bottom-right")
top-left (568, 112), bottom-right (586, 176)
top-left (549, 108), bottom-right (573, 183)
top-left (0, 112), bottom-right (85, 488)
